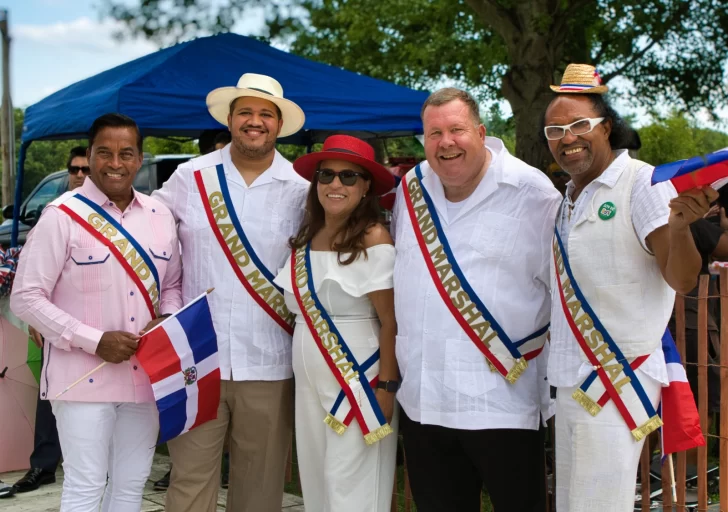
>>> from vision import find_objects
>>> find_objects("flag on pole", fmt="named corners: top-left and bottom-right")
top-left (659, 327), bottom-right (705, 461)
top-left (136, 292), bottom-right (220, 444)
top-left (651, 148), bottom-right (728, 193)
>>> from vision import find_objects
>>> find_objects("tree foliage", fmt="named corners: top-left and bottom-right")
top-left (637, 112), bottom-right (728, 166)
top-left (100, 0), bottom-right (728, 171)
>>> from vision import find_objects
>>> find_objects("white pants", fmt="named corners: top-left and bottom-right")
top-left (51, 401), bottom-right (159, 512)
top-left (293, 321), bottom-right (398, 512)
top-left (555, 373), bottom-right (661, 512)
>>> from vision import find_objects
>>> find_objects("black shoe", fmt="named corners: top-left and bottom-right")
top-left (13, 468), bottom-right (56, 493)
top-left (154, 470), bottom-right (171, 491)
top-left (0, 480), bottom-right (16, 499)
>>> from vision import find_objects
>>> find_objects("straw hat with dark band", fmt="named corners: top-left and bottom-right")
top-left (206, 73), bottom-right (306, 137)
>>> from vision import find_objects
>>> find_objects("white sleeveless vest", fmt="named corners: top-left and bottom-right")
top-left (562, 157), bottom-right (675, 359)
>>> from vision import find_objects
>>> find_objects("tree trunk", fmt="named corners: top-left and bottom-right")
top-left (466, 0), bottom-right (570, 172)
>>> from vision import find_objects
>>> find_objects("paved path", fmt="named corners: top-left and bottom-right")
top-left (0, 454), bottom-right (304, 511)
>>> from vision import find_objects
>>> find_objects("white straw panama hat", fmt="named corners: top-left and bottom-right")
top-left (206, 73), bottom-right (306, 137)
top-left (550, 64), bottom-right (609, 94)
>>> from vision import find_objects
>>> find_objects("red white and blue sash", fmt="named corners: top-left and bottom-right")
top-left (58, 194), bottom-right (160, 318)
top-left (194, 161), bottom-right (295, 335)
top-left (553, 227), bottom-right (662, 441)
top-left (401, 165), bottom-right (547, 383)
top-left (291, 244), bottom-right (393, 445)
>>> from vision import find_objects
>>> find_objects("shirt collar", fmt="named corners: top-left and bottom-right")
top-left (79, 176), bottom-right (144, 210)
top-left (222, 144), bottom-right (293, 188)
top-left (564, 149), bottom-right (630, 197)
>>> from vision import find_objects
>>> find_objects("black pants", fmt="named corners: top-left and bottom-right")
top-left (29, 345), bottom-right (61, 472)
top-left (401, 410), bottom-right (546, 512)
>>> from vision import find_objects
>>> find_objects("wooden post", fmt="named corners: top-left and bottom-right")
top-left (698, 275), bottom-right (709, 511)
top-left (661, 435), bottom-right (674, 508)
top-left (391, 468), bottom-right (398, 512)
top-left (285, 441), bottom-right (292, 483)
top-left (675, 292), bottom-right (688, 510)
top-left (404, 461), bottom-right (412, 512)
top-left (720, 268), bottom-right (728, 510)
top-left (0, 9), bottom-right (15, 208)
top-left (640, 441), bottom-right (651, 510)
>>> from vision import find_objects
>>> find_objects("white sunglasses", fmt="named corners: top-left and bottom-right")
top-left (544, 117), bottom-right (605, 141)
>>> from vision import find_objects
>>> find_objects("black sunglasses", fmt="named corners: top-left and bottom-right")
top-left (68, 166), bottom-right (91, 175)
top-left (317, 168), bottom-right (370, 186)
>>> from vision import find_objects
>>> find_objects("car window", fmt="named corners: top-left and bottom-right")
top-left (134, 163), bottom-right (153, 194)
top-left (23, 175), bottom-right (66, 220)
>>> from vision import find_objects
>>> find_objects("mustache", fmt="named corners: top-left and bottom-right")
top-left (240, 124), bottom-right (268, 133)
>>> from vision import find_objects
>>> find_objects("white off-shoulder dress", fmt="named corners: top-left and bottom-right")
top-left (274, 244), bottom-right (398, 512)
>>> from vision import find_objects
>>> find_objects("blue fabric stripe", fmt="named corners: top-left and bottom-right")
top-left (73, 194), bottom-right (160, 290)
top-left (216, 164), bottom-right (281, 292)
top-left (303, 244), bottom-right (386, 426)
top-left (554, 227), bottom-right (656, 417)
top-left (177, 296), bottom-right (218, 364)
top-left (331, 349), bottom-right (380, 415)
top-left (579, 370), bottom-right (599, 392)
top-left (413, 165), bottom-right (520, 358)
top-left (514, 323), bottom-right (549, 348)
top-left (157, 388), bottom-right (188, 444)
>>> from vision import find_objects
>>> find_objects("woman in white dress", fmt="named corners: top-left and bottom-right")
top-left (274, 135), bottom-right (399, 512)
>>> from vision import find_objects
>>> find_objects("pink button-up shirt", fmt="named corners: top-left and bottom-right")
top-left (11, 178), bottom-right (183, 403)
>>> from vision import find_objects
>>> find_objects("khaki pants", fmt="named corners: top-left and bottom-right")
top-left (165, 379), bottom-right (293, 512)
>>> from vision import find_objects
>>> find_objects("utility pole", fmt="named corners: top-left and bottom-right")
top-left (0, 9), bottom-right (14, 208)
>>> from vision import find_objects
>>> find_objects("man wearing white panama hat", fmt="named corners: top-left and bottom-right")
top-left (544, 63), bottom-right (715, 511)
top-left (153, 73), bottom-right (309, 512)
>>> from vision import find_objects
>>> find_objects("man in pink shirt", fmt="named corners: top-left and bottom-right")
top-left (11, 113), bottom-right (183, 512)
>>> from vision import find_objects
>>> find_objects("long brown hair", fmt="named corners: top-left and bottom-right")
top-left (289, 168), bottom-right (383, 265)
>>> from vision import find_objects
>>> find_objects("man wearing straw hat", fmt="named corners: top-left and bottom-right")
top-left (153, 73), bottom-right (309, 512)
top-left (544, 63), bottom-right (715, 511)
top-left (10, 113), bottom-right (184, 512)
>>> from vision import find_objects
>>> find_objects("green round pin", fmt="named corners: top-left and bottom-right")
top-left (598, 201), bottom-right (616, 220)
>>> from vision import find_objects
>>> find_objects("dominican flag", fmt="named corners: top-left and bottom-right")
top-left (659, 328), bottom-right (705, 461)
top-left (651, 148), bottom-right (728, 193)
top-left (136, 293), bottom-right (220, 444)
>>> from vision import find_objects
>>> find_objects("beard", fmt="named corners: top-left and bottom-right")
top-left (231, 131), bottom-right (277, 160)
top-left (557, 149), bottom-right (594, 177)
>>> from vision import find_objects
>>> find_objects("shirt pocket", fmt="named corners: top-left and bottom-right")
top-left (443, 337), bottom-right (497, 398)
top-left (148, 243), bottom-right (173, 280)
top-left (270, 205), bottom-right (304, 238)
top-left (70, 247), bottom-right (113, 293)
top-left (595, 282), bottom-right (646, 354)
top-left (468, 212), bottom-right (520, 260)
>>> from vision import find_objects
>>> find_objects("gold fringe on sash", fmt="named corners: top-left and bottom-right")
top-left (631, 415), bottom-right (663, 442)
top-left (505, 358), bottom-right (528, 384)
top-left (363, 424), bottom-right (394, 446)
top-left (324, 413), bottom-right (347, 435)
top-left (572, 389), bottom-right (602, 417)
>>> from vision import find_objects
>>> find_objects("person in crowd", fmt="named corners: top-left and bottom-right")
top-left (544, 63), bottom-right (715, 512)
top-left (153, 73), bottom-right (308, 512)
top-left (214, 131), bottom-right (232, 151)
top-left (273, 134), bottom-right (398, 511)
top-left (10, 113), bottom-right (183, 512)
top-left (13, 145), bottom-right (90, 495)
top-left (391, 87), bottom-right (561, 512)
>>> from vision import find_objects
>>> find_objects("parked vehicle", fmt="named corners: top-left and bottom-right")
top-left (0, 154), bottom-right (194, 248)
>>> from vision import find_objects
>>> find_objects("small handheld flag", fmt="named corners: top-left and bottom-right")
top-left (659, 327), bottom-right (705, 460)
top-left (651, 149), bottom-right (728, 193)
top-left (136, 291), bottom-right (220, 444)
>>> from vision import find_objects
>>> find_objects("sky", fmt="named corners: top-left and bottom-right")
top-left (4, 0), bottom-right (727, 132)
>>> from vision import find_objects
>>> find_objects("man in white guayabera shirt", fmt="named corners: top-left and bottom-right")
top-left (391, 87), bottom-right (561, 512)
top-left (153, 73), bottom-right (309, 512)
top-left (545, 63), bottom-right (715, 512)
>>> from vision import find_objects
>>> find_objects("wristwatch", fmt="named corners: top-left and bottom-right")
top-left (376, 380), bottom-right (400, 392)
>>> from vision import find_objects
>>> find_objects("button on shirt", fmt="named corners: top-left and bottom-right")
top-left (548, 150), bottom-right (676, 388)
top-left (153, 145), bottom-right (309, 381)
top-left (391, 137), bottom-right (562, 430)
top-left (11, 178), bottom-right (183, 403)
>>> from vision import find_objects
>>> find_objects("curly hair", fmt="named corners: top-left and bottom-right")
top-left (289, 167), bottom-right (383, 265)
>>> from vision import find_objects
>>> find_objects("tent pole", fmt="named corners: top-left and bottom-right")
top-left (11, 140), bottom-right (29, 247)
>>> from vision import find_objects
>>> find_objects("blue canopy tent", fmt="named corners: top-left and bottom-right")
top-left (13, 32), bottom-right (429, 244)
